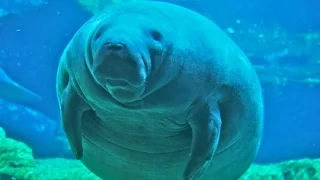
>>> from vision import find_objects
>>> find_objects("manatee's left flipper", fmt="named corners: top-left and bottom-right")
top-left (60, 82), bottom-right (89, 159)
top-left (183, 99), bottom-right (222, 180)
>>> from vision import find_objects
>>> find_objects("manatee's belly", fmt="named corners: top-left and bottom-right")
top-left (80, 111), bottom-right (193, 179)
top-left (79, 111), bottom-right (261, 180)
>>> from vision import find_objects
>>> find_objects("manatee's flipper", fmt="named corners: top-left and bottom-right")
top-left (0, 68), bottom-right (42, 103)
top-left (184, 99), bottom-right (222, 180)
top-left (60, 82), bottom-right (88, 159)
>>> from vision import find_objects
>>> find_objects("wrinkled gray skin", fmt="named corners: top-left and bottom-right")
top-left (56, 1), bottom-right (264, 180)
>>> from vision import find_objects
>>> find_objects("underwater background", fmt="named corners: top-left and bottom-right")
top-left (0, 0), bottom-right (319, 179)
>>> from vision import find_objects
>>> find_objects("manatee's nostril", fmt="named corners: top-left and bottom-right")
top-left (105, 42), bottom-right (125, 51)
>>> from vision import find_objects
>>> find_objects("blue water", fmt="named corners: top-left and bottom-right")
top-left (0, 0), bottom-right (319, 167)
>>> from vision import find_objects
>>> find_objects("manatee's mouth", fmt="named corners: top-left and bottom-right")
top-left (92, 51), bottom-right (147, 104)
top-left (102, 52), bottom-right (148, 89)
top-left (105, 79), bottom-right (128, 87)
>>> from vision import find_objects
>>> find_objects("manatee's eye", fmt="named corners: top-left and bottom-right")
top-left (150, 30), bottom-right (163, 42)
top-left (93, 30), bottom-right (103, 41)
top-left (93, 26), bottom-right (107, 42)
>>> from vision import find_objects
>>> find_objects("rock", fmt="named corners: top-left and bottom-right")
top-left (0, 127), bottom-right (38, 179)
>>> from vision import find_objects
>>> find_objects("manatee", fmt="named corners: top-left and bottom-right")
top-left (56, 1), bottom-right (264, 180)
top-left (0, 67), bottom-right (42, 103)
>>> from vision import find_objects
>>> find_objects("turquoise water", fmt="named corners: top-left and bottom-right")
top-left (0, 0), bottom-right (319, 179)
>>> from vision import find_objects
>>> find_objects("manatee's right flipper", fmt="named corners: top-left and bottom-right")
top-left (60, 82), bottom-right (89, 159)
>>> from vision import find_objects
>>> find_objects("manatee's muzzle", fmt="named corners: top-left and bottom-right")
top-left (92, 39), bottom-right (147, 90)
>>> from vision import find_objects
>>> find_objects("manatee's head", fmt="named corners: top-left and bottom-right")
top-left (88, 13), bottom-right (172, 104)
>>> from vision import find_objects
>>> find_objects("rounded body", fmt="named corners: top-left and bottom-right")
top-left (56, 1), bottom-right (264, 180)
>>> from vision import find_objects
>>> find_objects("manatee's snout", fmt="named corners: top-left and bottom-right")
top-left (91, 29), bottom-right (148, 103)
top-left (104, 42), bottom-right (125, 54)
top-left (94, 41), bottom-right (132, 86)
